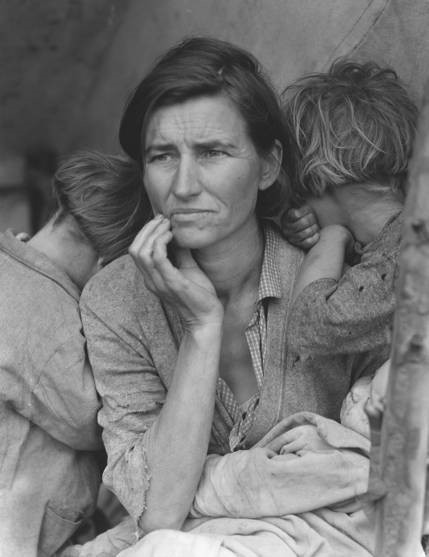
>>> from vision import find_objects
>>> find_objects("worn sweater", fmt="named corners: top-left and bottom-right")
top-left (80, 224), bottom-right (390, 524)
top-left (0, 231), bottom-right (102, 557)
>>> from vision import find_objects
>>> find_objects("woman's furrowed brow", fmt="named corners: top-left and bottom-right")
top-left (145, 142), bottom-right (176, 155)
top-left (193, 139), bottom-right (237, 150)
top-left (145, 140), bottom-right (237, 155)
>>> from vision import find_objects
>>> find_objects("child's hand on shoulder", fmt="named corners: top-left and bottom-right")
top-left (281, 205), bottom-right (320, 250)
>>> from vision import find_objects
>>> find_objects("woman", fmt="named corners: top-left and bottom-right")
top-left (80, 38), bottom-right (389, 555)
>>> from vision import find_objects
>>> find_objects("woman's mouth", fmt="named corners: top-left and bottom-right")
top-left (170, 209), bottom-right (212, 222)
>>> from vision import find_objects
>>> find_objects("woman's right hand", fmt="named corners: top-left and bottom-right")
top-left (129, 215), bottom-right (224, 329)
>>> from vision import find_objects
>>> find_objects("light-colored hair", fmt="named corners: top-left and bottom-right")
top-left (53, 151), bottom-right (150, 265)
top-left (282, 60), bottom-right (418, 204)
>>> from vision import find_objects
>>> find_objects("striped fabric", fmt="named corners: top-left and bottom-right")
top-left (216, 225), bottom-right (282, 451)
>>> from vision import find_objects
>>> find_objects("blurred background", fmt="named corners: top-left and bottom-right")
top-left (2, 0), bottom-right (429, 235)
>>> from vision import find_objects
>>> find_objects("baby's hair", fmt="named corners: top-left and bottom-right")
top-left (53, 151), bottom-right (151, 265)
top-left (282, 60), bottom-right (418, 204)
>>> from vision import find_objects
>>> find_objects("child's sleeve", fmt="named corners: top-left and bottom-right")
top-left (287, 217), bottom-right (401, 355)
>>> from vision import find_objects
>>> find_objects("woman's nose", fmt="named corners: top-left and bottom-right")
top-left (171, 156), bottom-right (202, 198)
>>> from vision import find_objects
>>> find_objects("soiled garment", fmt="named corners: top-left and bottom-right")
top-left (288, 213), bottom-right (401, 356)
top-left (0, 231), bottom-right (102, 557)
top-left (114, 413), bottom-right (384, 557)
top-left (190, 412), bottom-right (370, 520)
top-left (80, 223), bottom-right (390, 526)
top-left (59, 517), bottom-right (138, 557)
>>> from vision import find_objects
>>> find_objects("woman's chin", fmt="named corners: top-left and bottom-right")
top-left (172, 228), bottom-right (216, 250)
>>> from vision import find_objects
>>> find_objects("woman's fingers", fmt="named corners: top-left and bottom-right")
top-left (265, 429), bottom-right (298, 452)
top-left (151, 231), bottom-right (185, 289)
top-left (129, 217), bottom-right (175, 295)
top-left (129, 215), bottom-right (222, 324)
top-left (129, 214), bottom-right (167, 256)
top-left (280, 438), bottom-right (303, 455)
top-left (130, 218), bottom-right (170, 267)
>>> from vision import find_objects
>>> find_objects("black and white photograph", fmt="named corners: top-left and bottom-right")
top-left (1, 2), bottom-right (429, 556)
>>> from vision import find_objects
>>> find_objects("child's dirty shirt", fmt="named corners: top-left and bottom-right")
top-left (288, 212), bottom-right (402, 355)
top-left (0, 231), bottom-right (102, 557)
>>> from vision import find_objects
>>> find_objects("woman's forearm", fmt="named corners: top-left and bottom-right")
top-left (139, 322), bottom-right (222, 533)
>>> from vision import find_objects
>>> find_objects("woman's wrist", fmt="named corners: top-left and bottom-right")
top-left (184, 313), bottom-right (224, 340)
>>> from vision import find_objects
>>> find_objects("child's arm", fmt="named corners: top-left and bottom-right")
top-left (288, 216), bottom-right (401, 355)
top-left (292, 224), bottom-right (353, 304)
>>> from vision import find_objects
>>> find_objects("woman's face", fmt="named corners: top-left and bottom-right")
top-left (142, 94), bottom-right (280, 250)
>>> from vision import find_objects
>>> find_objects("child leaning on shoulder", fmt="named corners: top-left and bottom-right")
top-left (280, 60), bottom-right (418, 359)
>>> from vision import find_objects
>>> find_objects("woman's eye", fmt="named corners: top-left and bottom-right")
top-left (201, 149), bottom-right (226, 159)
top-left (148, 153), bottom-right (173, 163)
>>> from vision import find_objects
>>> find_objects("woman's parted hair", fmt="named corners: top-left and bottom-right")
top-left (53, 151), bottom-right (150, 265)
top-left (282, 60), bottom-right (418, 204)
top-left (119, 36), bottom-right (291, 217)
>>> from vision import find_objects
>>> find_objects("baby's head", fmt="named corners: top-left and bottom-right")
top-left (282, 60), bottom-right (418, 206)
top-left (340, 360), bottom-right (390, 437)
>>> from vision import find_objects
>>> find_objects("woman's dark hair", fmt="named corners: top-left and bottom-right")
top-left (54, 151), bottom-right (151, 265)
top-left (119, 36), bottom-right (291, 216)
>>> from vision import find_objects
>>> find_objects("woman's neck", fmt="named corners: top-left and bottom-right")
top-left (192, 218), bottom-right (264, 304)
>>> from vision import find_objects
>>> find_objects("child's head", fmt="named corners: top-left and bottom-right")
top-left (340, 360), bottom-right (391, 437)
top-left (282, 60), bottom-right (418, 205)
top-left (53, 150), bottom-right (151, 266)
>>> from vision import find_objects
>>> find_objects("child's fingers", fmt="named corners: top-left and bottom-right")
top-left (282, 215), bottom-right (316, 232)
top-left (295, 232), bottom-right (320, 249)
top-left (15, 231), bottom-right (31, 242)
top-left (285, 205), bottom-right (314, 221)
top-left (282, 211), bottom-right (318, 234)
top-left (288, 224), bottom-right (319, 241)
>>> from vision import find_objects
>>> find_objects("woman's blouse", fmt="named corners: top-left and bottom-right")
top-left (80, 223), bottom-right (390, 524)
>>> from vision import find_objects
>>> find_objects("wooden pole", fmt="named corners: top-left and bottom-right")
top-left (373, 84), bottom-right (429, 556)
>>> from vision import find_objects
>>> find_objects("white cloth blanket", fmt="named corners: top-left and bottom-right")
top-left (117, 412), bottom-right (384, 557)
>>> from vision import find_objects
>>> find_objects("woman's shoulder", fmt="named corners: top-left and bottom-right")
top-left (80, 253), bottom-right (161, 318)
top-left (265, 221), bottom-right (305, 272)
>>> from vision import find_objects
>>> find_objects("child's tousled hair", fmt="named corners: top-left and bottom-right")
top-left (282, 60), bottom-right (418, 204)
top-left (53, 151), bottom-right (151, 265)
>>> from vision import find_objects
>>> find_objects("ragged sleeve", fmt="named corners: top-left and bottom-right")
top-left (287, 218), bottom-right (401, 355)
top-left (80, 281), bottom-right (166, 525)
top-left (0, 298), bottom-right (101, 451)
